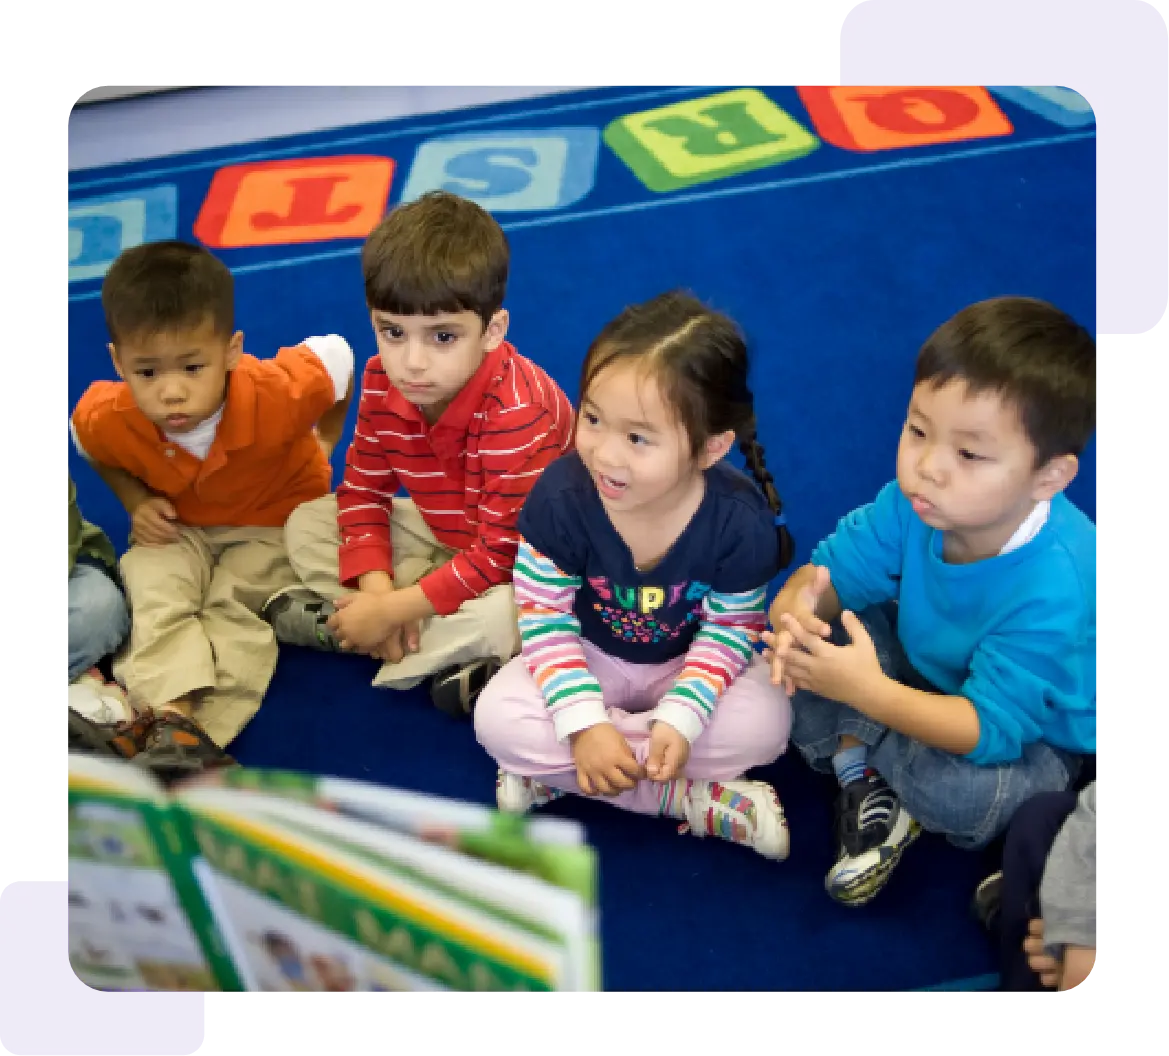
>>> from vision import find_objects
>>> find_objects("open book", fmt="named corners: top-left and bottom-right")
top-left (68, 754), bottom-right (600, 991)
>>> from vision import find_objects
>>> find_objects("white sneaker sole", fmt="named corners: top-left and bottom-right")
top-left (826, 808), bottom-right (922, 905)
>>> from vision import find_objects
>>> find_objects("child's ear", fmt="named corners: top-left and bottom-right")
top-left (483, 309), bottom-right (509, 351)
top-left (699, 429), bottom-right (737, 469)
top-left (108, 343), bottom-right (125, 380)
top-left (1033, 453), bottom-right (1078, 500)
top-left (225, 331), bottom-right (244, 370)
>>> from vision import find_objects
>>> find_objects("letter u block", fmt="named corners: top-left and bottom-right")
top-left (69, 185), bottom-right (177, 283)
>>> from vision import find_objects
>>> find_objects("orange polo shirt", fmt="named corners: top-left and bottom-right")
top-left (71, 345), bottom-right (337, 528)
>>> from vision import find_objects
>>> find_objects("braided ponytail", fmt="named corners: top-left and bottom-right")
top-left (739, 422), bottom-right (795, 569)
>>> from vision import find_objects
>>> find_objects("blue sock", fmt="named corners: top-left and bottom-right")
top-left (832, 745), bottom-right (869, 787)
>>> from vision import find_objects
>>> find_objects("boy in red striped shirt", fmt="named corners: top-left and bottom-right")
top-left (263, 192), bottom-right (574, 716)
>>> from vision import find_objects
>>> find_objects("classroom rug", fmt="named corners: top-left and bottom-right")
top-left (68, 84), bottom-right (1096, 991)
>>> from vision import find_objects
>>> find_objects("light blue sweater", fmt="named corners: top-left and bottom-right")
top-left (811, 481), bottom-right (1095, 765)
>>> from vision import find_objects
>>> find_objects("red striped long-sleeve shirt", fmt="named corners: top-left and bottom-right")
top-left (336, 341), bottom-right (575, 615)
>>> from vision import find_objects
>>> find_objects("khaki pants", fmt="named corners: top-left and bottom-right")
top-left (114, 526), bottom-right (299, 747)
top-left (284, 495), bottom-right (520, 689)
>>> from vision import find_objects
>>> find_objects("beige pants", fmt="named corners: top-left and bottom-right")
top-left (114, 526), bottom-right (299, 747)
top-left (284, 495), bottom-right (519, 689)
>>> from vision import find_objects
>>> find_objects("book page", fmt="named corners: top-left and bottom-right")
top-left (68, 798), bottom-right (216, 991)
top-left (179, 793), bottom-right (594, 990)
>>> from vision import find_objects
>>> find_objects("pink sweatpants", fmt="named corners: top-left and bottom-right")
top-left (474, 639), bottom-right (792, 817)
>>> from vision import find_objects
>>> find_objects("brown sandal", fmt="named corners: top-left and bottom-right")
top-left (130, 710), bottom-right (238, 786)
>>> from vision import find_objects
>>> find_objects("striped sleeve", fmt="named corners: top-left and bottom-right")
top-left (419, 405), bottom-right (572, 615)
top-left (336, 360), bottom-right (398, 586)
top-left (514, 538), bottom-right (607, 743)
top-left (653, 585), bottom-right (768, 743)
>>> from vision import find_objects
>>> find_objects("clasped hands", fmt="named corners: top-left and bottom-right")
top-left (761, 565), bottom-right (886, 705)
top-left (326, 576), bottom-right (423, 664)
top-left (569, 718), bottom-right (689, 797)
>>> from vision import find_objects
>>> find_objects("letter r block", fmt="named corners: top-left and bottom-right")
top-left (603, 88), bottom-right (820, 192)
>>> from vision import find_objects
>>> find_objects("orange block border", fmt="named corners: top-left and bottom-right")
top-left (797, 87), bottom-right (1013, 153)
top-left (194, 155), bottom-right (395, 249)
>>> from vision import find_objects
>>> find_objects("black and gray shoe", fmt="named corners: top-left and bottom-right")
top-left (430, 657), bottom-right (502, 719)
top-left (825, 770), bottom-right (921, 906)
top-left (972, 870), bottom-right (1003, 932)
top-left (261, 587), bottom-right (342, 652)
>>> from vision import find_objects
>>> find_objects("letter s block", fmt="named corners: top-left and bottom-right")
top-left (399, 128), bottom-right (600, 211)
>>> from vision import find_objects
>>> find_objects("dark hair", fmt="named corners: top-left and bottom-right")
top-left (101, 240), bottom-right (234, 345)
top-left (579, 290), bottom-right (794, 568)
top-left (915, 296), bottom-right (1096, 465)
top-left (361, 191), bottom-right (509, 328)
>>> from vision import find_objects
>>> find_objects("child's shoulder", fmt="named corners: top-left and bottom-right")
top-left (72, 378), bottom-right (134, 432)
top-left (706, 461), bottom-right (774, 520)
top-left (485, 344), bottom-right (573, 420)
top-left (1045, 494), bottom-right (1096, 571)
top-left (531, 449), bottom-right (589, 496)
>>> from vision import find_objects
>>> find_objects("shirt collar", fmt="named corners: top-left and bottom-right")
top-left (108, 364), bottom-right (254, 451)
top-left (390, 341), bottom-right (512, 435)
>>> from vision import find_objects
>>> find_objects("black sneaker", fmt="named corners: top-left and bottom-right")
top-left (430, 657), bottom-right (502, 719)
top-left (825, 769), bottom-right (921, 906)
top-left (972, 870), bottom-right (1003, 932)
top-left (261, 586), bottom-right (342, 651)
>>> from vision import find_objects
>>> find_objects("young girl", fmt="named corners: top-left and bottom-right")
top-left (474, 291), bottom-right (795, 860)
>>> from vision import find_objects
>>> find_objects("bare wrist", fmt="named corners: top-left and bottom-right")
top-left (358, 571), bottom-right (394, 594)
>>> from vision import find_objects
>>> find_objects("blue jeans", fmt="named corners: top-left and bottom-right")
top-left (789, 603), bottom-right (1075, 849)
top-left (68, 561), bottom-right (130, 681)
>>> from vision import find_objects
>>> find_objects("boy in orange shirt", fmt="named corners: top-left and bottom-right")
top-left (70, 241), bottom-right (354, 776)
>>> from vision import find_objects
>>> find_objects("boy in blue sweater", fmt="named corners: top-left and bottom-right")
top-left (765, 296), bottom-right (1095, 906)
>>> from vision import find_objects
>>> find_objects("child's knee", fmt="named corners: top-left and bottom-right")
top-left (472, 658), bottom-right (529, 749)
top-left (473, 658), bottom-right (562, 770)
top-left (73, 571), bottom-right (130, 638)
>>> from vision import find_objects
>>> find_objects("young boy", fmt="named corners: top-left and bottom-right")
top-left (764, 296), bottom-right (1095, 906)
top-left (263, 191), bottom-right (575, 717)
top-left (71, 240), bottom-right (354, 772)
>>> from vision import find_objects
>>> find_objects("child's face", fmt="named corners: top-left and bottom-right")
top-left (111, 315), bottom-right (241, 434)
top-left (576, 361), bottom-right (704, 517)
top-left (370, 308), bottom-right (507, 423)
top-left (896, 379), bottom-right (1074, 560)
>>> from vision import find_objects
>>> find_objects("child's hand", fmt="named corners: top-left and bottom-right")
top-left (131, 496), bottom-right (180, 546)
top-left (570, 723), bottom-right (645, 796)
top-left (328, 592), bottom-right (399, 653)
top-left (313, 426), bottom-right (335, 460)
top-left (645, 720), bottom-right (690, 783)
top-left (764, 566), bottom-right (833, 694)
top-left (1023, 918), bottom-right (1061, 988)
top-left (778, 609), bottom-right (884, 706)
top-left (368, 622), bottom-right (422, 663)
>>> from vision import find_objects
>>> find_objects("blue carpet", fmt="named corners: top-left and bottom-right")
top-left (68, 85), bottom-right (1095, 991)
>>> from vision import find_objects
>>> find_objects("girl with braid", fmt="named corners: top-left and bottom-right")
top-left (474, 292), bottom-right (795, 859)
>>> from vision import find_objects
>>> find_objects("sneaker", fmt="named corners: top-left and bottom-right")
top-left (261, 587), bottom-right (341, 651)
top-left (676, 778), bottom-right (790, 861)
top-left (825, 770), bottom-right (921, 906)
top-left (69, 671), bottom-right (133, 726)
top-left (495, 770), bottom-right (565, 814)
top-left (972, 870), bottom-right (1003, 932)
top-left (430, 657), bottom-right (502, 719)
